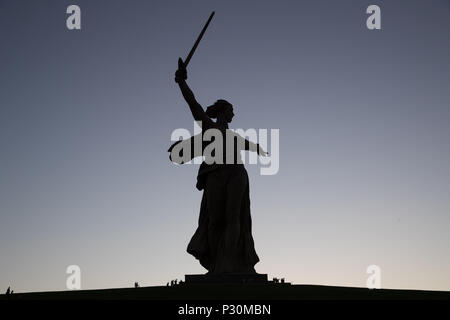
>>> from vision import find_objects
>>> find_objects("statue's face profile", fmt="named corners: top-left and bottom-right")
top-left (214, 101), bottom-right (234, 123)
top-left (224, 106), bottom-right (234, 123)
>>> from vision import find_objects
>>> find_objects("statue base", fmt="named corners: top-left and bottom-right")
top-left (184, 273), bottom-right (268, 284)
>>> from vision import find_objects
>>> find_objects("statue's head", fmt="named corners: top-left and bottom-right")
top-left (206, 99), bottom-right (234, 123)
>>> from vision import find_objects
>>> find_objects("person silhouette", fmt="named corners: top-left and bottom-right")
top-left (174, 58), bottom-right (266, 275)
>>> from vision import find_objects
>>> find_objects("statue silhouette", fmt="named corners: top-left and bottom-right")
top-left (172, 58), bottom-right (266, 275)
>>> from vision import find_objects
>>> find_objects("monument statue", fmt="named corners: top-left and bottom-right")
top-left (169, 12), bottom-right (268, 279)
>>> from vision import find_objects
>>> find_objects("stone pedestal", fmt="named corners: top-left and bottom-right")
top-left (185, 273), bottom-right (268, 284)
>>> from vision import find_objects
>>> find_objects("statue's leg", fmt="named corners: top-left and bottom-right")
top-left (204, 171), bottom-right (226, 272)
top-left (223, 169), bottom-right (248, 272)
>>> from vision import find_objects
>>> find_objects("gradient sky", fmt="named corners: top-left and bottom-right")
top-left (1, 0), bottom-right (450, 293)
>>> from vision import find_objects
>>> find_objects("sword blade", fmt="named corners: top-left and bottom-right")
top-left (184, 11), bottom-right (215, 67)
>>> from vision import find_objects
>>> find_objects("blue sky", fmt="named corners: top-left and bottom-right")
top-left (1, 0), bottom-right (450, 292)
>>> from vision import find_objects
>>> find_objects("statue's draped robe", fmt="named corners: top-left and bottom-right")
top-left (187, 162), bottom-right (259, 274)
top-left (181, 124), bottom-right (260, 274)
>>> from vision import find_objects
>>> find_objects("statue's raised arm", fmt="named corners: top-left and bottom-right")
top-left (175, 58), bottom-right (213, 127)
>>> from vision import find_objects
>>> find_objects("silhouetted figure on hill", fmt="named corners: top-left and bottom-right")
top-left (5, 287), bottom-right (10, 295)
top-left (173, 58), bottom-right (266, 275)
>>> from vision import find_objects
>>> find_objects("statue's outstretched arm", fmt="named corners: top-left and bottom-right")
top-left (232, 132), bottom-right (268, 156)
top-left (244, 138), bottom-right (267, 155)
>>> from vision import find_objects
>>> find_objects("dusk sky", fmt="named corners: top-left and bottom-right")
top-left (1, 0), bottom-right (450, 292)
